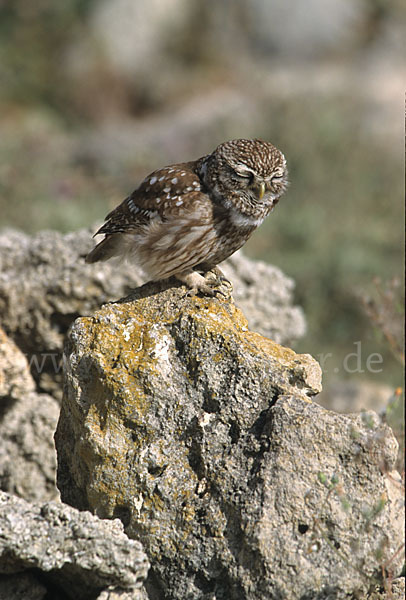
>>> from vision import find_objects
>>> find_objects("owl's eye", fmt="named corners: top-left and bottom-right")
top-left (234, 169), bottom-right (254, 182)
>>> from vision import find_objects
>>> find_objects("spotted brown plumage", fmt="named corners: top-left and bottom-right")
top-left (86, 139), bottom-right (288, 294)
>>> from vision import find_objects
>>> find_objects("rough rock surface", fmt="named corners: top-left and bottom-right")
top-left (55, 284), bottom-right (403, 599)
top-left (0, 328), bottom-right (59, 501)
top-left (0, 325), bottom-right (34, 398)
top-left (0, 228), bottom-right (305, 396)
top-left (95, 587), bottom-right (150, 600)
top-left (0, 490), bottom-right (149, 600)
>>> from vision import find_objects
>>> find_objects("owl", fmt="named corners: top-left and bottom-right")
top-left (86, 138), bottom-right (288, 294)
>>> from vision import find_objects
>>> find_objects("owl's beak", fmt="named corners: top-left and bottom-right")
top-left (257, 181), bottom-right (266, 200)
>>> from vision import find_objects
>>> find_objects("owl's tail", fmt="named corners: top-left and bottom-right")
top-left (85, 234), bottom-right (124, 263)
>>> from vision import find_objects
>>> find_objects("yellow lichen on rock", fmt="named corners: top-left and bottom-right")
top-left (55, 283), bottom-right (403, 597)
top-left (57, 282), bottom-right (322, 545)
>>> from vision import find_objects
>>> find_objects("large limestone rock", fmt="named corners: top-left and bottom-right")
top-left (0, 228), bottom-right (305, 398)
top-left (0, 490), bottom-right (149, 600)
top-left (0, 228), bottom-right (141, 398)
top-left (0, 328), bottom-right (59, 501)
top-left (55, 284), bottom-right (403, 600)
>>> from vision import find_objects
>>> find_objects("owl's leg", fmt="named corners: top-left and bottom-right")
top-left (176, 270), bottom-right (216, 296)
top-left (176, 269), bottom-right (232, 298)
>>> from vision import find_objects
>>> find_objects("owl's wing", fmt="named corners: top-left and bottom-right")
top-left (94, 162), bottom-right (204, 237)
top-left (94, 196), bottom-right (156, 236)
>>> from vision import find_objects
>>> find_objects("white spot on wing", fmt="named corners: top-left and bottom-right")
top-left (171, 177), bottom-right (178, 184)
top-left (128, 199), bottom-right (139, 214)
top-left (150, 176), bottom-right (157, 184)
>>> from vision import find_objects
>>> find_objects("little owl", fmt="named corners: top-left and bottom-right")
top-left (86, 138), bottom-right (288, 294)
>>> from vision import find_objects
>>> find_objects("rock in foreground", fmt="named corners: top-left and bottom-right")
top-left (55, 284), bottom-right (403, 600)
top-left (0, 490), bottom-right (149, 600)
top-left (0, 328), bottom-right (59, 501)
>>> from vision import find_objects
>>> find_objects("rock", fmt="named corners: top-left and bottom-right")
top-left (368, 577), bottom-right (405, 600)
top-left (390, 578), bottom-right (405, 600)
top-left (0, 491), bottom-right (149, 600)
top-left (0, 328), bottom-right (59, 501)
top-left (0, 228), bottom-right (305, 398)
top-left (0, 390), bottom-right (59, 502)
top-left (0, 326), bottom-right (34, 399)
top-left (55, 284), bottom-right (403, 599)
top-left (0, 228), bottom-right (142, 398)
top-left (318, 380), bottom-right (405, 475)
top-left (96, 587), bottom-right (150, 600)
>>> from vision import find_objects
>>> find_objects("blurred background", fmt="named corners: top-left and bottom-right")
top-left (0, 0), bottom-right (404, 417)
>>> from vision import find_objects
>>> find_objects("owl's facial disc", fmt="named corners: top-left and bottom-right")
top-left (230, 162), bottom-right (283, 201)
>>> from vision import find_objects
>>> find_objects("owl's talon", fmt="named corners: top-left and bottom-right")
top-left (213, 279), bottom-right (233, 298)
top-left (185, 284), bottom-right (214, 298)
top-left (203, 269), bottom-right (233, 298)
top-left (177, 270), bottom-right (232, 298)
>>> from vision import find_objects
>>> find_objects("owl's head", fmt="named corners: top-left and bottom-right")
top-left (201, 139), bottom-right (288, 217)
